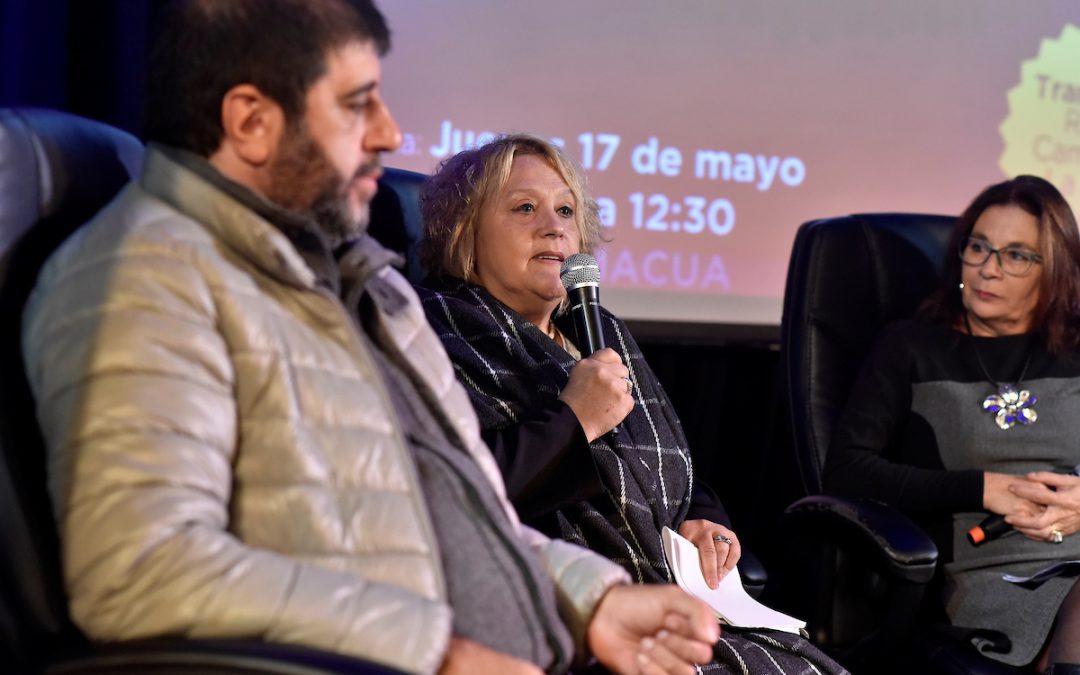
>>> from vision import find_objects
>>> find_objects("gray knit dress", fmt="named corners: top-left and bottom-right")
top-left (826, 320), bottom-right (1080, 666)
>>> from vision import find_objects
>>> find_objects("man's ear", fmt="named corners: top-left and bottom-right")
top-left (218, 84), bottom-right (284, 167)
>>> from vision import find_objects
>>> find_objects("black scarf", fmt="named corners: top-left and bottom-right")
top-left (419, 279), bottom-right (693, 583)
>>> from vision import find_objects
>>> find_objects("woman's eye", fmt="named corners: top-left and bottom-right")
top-left (1005, 249), bottom-right (1028, 262)
top-left (514, 203), bottom-right (535, 213)
top-left (557, 205), bottom-right (574, 218)
top-left (969, 241), bottom-right (988, 254)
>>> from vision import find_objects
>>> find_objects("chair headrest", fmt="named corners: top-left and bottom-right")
top-left (370, 167), bottom-right (427, 284)
top-left (0, 108), bottom-right (143, 277)
top-left (780, 212), bottom-right (956, 493)
top-left (0, 108), bottom-right (143, 668)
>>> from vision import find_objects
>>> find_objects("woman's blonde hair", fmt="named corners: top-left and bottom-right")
top-left (419, 133), bottom-right (604, 281)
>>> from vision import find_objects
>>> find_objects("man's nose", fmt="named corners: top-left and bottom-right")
top-left (364, 98), bottom-right (403, 153)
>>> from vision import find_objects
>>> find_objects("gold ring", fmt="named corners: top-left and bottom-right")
top-left (1051, 529), bottom-right (1064, 544)
top-left (624, 377), bottom-right (632, 395)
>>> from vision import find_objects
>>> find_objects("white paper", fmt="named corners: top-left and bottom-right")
top-left (661, 527), bottom-right (806, 634)
top-left (1003, 559), bottom-right (1080, 585)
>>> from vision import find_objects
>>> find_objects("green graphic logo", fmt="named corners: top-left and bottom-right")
top-left (1000, 24), bottom-right (1080, 211)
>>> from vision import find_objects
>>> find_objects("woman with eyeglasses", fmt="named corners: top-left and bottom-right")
top-left (824, 175), bottom-right (1080, 673)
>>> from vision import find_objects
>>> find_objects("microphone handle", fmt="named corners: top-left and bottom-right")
top-left (569, 285), bottom-right (605, 356)
top-left (967, 514), bottom-right (1011, 546)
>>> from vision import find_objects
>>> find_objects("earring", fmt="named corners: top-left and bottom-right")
top-left (959, 282), bottom-right (965, 290)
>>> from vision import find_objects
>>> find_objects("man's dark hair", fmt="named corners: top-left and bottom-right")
top-left (144, 0), bottom-right (390, 156)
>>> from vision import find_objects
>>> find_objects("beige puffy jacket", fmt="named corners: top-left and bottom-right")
top-left (22, 148), bottom-right (629, 675)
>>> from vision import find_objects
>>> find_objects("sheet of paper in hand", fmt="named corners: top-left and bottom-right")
top-left (661, 527), bottom-right (806, 634)
top-left (1003, 560), bottom-right (1080, 587)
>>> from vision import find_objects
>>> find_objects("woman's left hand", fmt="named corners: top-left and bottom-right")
top-left (678, 519), bottom-right (740, 589)
top-left (1006, 472), bottom-right (1080, 542)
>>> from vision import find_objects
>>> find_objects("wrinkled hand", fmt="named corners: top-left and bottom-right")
top-left (983, 472), bottom-right (1044, 518)
top-left (586, 584), bottom-right (718, 675)
top-left (1006, 472), bottom-right (1080, 542)
top-left (678, 519), bottom-right (741, 589)
top-left (438, 636), bottom-right (543, 675)
top-left (559, 348), bottom-right (634, 442)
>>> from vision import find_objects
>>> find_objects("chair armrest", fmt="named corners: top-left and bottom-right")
top-left (46, 639), bottom-right (410, 675)
top-left (737, 548), bottom-right (767, 599)
top-left (781, 495), bottom-right (938, 584)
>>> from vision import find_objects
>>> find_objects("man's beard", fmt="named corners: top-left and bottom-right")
top-left (265, 123), bottom-right (375, 246)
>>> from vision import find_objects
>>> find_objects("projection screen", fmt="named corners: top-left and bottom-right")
top-left (378, 1), bottom-right (1080, 333)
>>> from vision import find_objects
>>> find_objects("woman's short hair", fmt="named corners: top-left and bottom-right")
top-left (419, 133), bottom-right (604, 281)
top-left (920, 174), bottom-right (1080, 353)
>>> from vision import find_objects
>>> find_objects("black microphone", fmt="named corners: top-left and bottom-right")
top-left (967, 514), bottom-right (1012, 546)
top-left (560, 253), bottom-right (605, 356)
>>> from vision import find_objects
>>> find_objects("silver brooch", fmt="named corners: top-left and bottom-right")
top-left (982, 384), bottom-right (1037, 430)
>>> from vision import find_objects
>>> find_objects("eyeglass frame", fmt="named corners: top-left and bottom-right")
top-left (958, 236), bottom-right (1044, 277)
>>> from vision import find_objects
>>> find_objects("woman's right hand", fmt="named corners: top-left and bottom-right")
top-left (1006, 472), bottom-right (1080, 542)
top-left (559, 348), bottom-right (634, 442)
top-left (983, 472), bottom-right (1044, 518)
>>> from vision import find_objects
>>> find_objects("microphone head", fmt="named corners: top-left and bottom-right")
top-left (560, 253), bottom-right (600, 291)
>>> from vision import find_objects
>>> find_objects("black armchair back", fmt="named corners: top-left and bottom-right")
top-left (0, 108), bottom-right (144, 671)
top-left (370, 167), bottom-right (427, 284)
top-left (780, 213), bottom-right (955, 495)
top-left (777, 213), bottom-right (1030, 674)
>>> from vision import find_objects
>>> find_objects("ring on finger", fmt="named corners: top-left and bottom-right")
top-left (623, 377), bottom-right (632, 395)
top-left (1051, 529), bottom-right (1064, 544)
top-left (713, 534), bottom-right (733, 545)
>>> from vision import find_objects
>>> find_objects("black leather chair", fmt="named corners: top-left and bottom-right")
top-left (774, 213), bottom-right (1031, 674)
top-left (371, 166), bottom-right (427, 284)
top-left (0, 107), bottom-right (408, 674)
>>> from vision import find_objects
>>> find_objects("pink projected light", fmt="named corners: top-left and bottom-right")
top-left (379, 2), bottom-right (1080, 329)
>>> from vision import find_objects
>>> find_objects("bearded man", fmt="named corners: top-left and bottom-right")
top-left (21, 1), bottom-right (717, 674)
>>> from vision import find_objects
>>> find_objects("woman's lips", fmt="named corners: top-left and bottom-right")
top-left (532, 253), bottom-right (565, 264)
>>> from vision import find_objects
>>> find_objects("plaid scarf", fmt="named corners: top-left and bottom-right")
top-left (419, 279), bottom-right (693, 583)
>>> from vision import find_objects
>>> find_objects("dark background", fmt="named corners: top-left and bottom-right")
top-left (0, 0), bottom-right (804, 563)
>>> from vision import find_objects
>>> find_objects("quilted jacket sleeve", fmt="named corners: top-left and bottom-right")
top-left (521, 528), bottom-right (630, 656)
top-left (22, 225), bottom-right (451, 675)
top-left (383, 273), bottom-right (631, 657)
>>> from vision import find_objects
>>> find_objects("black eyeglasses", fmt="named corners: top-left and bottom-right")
top-left (958, 237), bottom-right (1043, 277)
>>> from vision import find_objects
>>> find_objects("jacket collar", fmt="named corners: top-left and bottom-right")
top-left (140, 144), bottom-right (321, 289)
top-left (140, 144), bottom-right (406, 307)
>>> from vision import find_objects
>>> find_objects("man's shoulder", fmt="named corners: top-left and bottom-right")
top-left (27, 183), bottom-right (234, 332)
top-left (51, 182), bottom-right (214, 264)
top-left (45, 182), bottom-right (233, 283)
top-left (98, 182), bottom-right (219, 248)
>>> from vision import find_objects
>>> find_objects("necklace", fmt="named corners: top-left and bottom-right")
top-left (963, 313), bottom-right (1038, 430)
top-left (546, 321), bottom-right (563, 349)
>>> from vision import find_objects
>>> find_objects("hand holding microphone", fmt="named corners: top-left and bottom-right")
top-left (1002, 469), bottom-right (1080, 544)
top-left (557, 253), bottom-right (633, 441)
top-left (971, 470), bottom-right (1078, 546)
top-left (559, 351), bottom-right (634, 441)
